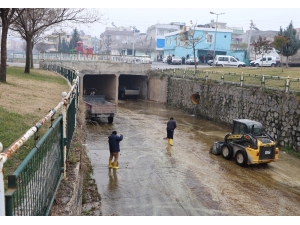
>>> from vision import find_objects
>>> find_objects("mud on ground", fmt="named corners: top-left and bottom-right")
top-left (50, 99), bottom-right (102, 216)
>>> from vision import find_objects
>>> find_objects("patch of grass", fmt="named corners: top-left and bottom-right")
top-left (68, 150), bottom-right (77, 164)
top-left (6, 67), bottom-right (68, 85)
top-left (0, 106), bottom-right (35, 147)
top-left (0, 67), bottom-right (69, 191)
top-left (283, 146), bottom-right (300, 159)
top-left (0, 106), bottom-right (41, 188)
top-left (82, 209), bottom-right (91, 216)
top-left (154, 67), bottom-right (300, 92)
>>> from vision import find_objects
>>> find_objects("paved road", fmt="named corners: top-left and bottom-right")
top-left (151, 61), bottom-right (212, 70)
top-left (85, 100), bottom-right (300, 216)
top-left (6, 62), bottom-right (40, 68)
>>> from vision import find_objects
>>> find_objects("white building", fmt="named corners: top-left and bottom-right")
top-left (146, 22), bottom-right (185, 60)
top-left (237, 30), bottom-right (280, 61)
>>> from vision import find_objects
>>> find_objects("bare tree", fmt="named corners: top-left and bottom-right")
top-left (100, 34), bottom-right (115, 54)
top-left (11, 8), bottom-right (104, 74)
top-left (137, 37), bottom-right (155, 55)
top-left (176, 20), bottom-right (206, 70)
top-left (252, 35), bottom-right (273, 74)
top-left (35, 41), bottom-right (51, 53)
top-left (0, 8), bottom-right (24, 82)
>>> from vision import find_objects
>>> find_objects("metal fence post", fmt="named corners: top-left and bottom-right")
top-left (0, 142), bottom-right (5, 216)
top-left (240, 72), bottom-right (244, 87)
top-left (72, 79), bottom-right (77, 128)
top-left (261, 75), bottom-right (265, 87)
top-left (61, 92), bottom-right (68, 179)
top-left (205, 72), bottom-right (208, 82)
top-left (285, 76), bottom-right (290, 93)
top-left (221, 74), bottom-right (224, 83)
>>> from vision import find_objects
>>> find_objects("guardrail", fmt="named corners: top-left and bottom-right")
top-left (0, 65), bottom-right (79, 216)
top-left (152, 68), bottom-right (300, 93)
top-left (9, 52), bottom-right (152, 64)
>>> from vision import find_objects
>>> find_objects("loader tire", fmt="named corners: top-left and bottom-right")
top-left (235, 150), bottom-right (248, 167)
top-left (221, 143), bottom-right (233, 160)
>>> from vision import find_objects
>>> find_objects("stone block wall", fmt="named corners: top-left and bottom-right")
top-left (166, 77), bottom-right (300, 152)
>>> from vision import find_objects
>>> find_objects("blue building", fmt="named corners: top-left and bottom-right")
top-left (163, 27), bottom-right (233, 63)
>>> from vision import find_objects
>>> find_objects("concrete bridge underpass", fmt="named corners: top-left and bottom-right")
top-left (40, 59), bottom-right (152, 103)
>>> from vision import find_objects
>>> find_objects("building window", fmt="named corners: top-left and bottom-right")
top-left (157, 29), bottom-right (164, 36)
top-left (170, 37), bottom-right (172, 45)
top-left (175, 36), bottom-right (179, 45)
top-left (166, 37), bottom-right (168, 44)
top-left (116, 35), bottom-right (120, 40)
top-left (206, 34), bottom-right (213, 43)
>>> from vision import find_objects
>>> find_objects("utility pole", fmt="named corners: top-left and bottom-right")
top-left (247, 20), bottom-right (255, 60)
top-left (131, 26), bottom-right (136, 56)
top-left (210, 12), bottom-right (225, 66)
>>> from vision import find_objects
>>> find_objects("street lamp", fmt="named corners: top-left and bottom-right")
top-left (131, 26), bottom-right (136, 56)
top-left (210, 12), bottom-right (225, 66)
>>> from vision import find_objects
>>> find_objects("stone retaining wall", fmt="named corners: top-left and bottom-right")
top-left (165, 77), bottom-right (300, 152)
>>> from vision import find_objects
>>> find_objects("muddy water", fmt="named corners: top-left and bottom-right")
top-left (85, 99), bottom-right (300, 216)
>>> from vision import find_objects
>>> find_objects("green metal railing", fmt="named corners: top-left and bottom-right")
top-left (153, 68), bottom-right (300, 93)
top-left (0, 64), bottom-right (79, 216)
top-left (5, 116), bottom-right (63, 216)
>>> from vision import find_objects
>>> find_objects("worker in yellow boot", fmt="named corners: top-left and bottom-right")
top-left (108, 160), bottom-right (113, 168)
top-left (166, 117), bottom-right (177, 146)
top-left (108, 131), bottom-right (123, 169)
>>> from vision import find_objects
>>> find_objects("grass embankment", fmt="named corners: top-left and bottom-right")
top-left (0, 67), bottom-right (99, 215)
top-left (0, 67), bottom-right (70, 179)
top-left (0, 68), bottom-right (87, 180)
top-left (196, 66), bottom-right (300, 78)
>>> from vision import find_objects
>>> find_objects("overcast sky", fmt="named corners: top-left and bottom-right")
top-left (85, 8), bottom-right (300, 37)
top-left (7, 1), bottom-right (300, 38)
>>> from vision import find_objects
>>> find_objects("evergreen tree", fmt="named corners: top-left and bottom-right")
top-left (61, 38), bottom-right (69, 53)
top-left (278, 21), bottom-right (300, 67)
top-left (69, 28), bottom-right (81, 52)
top-left (58, 34), bottom-right (62, 53)
top-left (273, 34), bottom-right (289, 72)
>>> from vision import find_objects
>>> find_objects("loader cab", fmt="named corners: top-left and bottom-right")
top-left (232, 119), bottom-right (263, 136)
